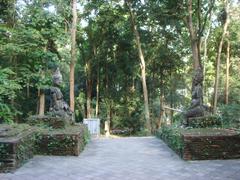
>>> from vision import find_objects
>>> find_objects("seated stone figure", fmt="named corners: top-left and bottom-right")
top-left (183, 68), bottom-right (209, 126)
top-left (49, 68), bottom-right (72, 117)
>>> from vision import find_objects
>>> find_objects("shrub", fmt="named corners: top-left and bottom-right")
top-left (219, 104), bottom-right (240, 129)
top-left (0, 68), bottom-right (22, 123)
top-left (156, 125), bottom-right (183, 156)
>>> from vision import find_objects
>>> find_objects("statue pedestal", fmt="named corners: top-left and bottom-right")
top-left (26, 115), bottom-right (89, 156)
top-left (27, 115), bottom-right (74, 129)
top-left (35, 125), bottom-right (88, 156)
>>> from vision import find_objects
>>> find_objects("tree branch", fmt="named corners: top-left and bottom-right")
top-left (199, 0), bottom-right (215, 37)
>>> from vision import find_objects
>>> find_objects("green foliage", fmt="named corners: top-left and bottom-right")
top-left (0, 0), bottom-right (239, 134)
top-left (186, 115), bottom-right (222, 128)
top-left (0, 68), bottom-right (21, 99)
top-left (172, 113), bottom-right (185, 125)
top-left (83, 125), bottom-right (91, 145)
top-left (0, 143), bottom-right (10, 155)
top-left (134, 128), bottom-right (152, 137)
top-left (75, 92), bottom-right (86, 122)
top-left (0, 123), bottom-right (35, 168)
top-left (16, 135), bottom-right (35, 164)
top-left (156, 125), bottom-right (184, 156)
top-left (108, 95), bottom-right (145, 133)
top-left (0, 68), bottom-right (22, 123)
top-left (0, 123), bottom-right (31, 137)
top-left (33, 124), bottom-right (89, 155)
top-left (218, 104), bottom-right (240, 128)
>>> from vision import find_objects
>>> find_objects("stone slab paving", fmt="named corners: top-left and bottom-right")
top-left (0, 137), bottom-right (240, 180)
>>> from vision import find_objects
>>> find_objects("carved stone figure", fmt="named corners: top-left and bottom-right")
top-left (49, 68), bottom-right (72, 117)
top-left (183, 68), bottom-right (209, 126)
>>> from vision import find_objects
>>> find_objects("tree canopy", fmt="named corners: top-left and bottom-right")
top-left (0, 0), bottom-right (239, 132)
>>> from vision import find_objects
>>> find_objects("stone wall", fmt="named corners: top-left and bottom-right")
top-left (0, 127), bottom-right (35, 173)
top-left (35, 125), bottom-right (87, 156)
top-left (182, 129), bottom-right (240, 160)
top-left (157, 126), bottom-right (240, 160)
top-left (0, 124), bottom-right (89, 173)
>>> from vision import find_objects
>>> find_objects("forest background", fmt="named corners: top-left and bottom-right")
top-left (0, 0), bottom-right (239, 134)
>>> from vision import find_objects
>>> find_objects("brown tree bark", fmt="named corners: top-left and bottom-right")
top-left (86, 60), bottom-right (92, 118)
top-left (39, 90), bottom-right (45, 116)
top-left (157, 94), bottom-right (164, 129)
top-left (213, 0), bottom-right (229, 113)
top-left (224, 33), bottom-right (230, 104)
top-left (202, 12), bottom-right (212, 102)
top-left (69, 0), bottom-right (77, 112)
top-left (95, 73), bottom-right (99, 117)
top-left (95, 47), bottom-right (100, 117)
top-left (126, 0), bottom-right (151, 132)
top-left (37, 88), bottom-right (45, 116)
top-left (187, 0), bottom-right (201, 71)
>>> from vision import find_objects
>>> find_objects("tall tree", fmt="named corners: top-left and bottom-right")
top-left (70, 0), bottom-right (77, 112)
top-left (213, 0), bottom-right (229, 113)
top-left (224, 32), bottom-right (230, 104)
top-left (125, 0), bottom-right (151, 132)
top-left (186, 0), bottom-right (201, 70)
top-left (184, 0), bottom-right (215, 116)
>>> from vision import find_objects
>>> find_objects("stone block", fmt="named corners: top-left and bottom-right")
top-left (158, 126), bottom-right (240, 160)
top-left (182, 129), bottom-right (240, 160)
top-left (0, 125), bottom-right (35, 173)
top-left (35, 125), bottom-right (87, 156)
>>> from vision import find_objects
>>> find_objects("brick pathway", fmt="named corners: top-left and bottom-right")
top-left (1, 137), bottom-right (240, 180)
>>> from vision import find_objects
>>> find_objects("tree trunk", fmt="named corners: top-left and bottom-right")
top-left (39, 90), bottom-right (45, 115)
top-left (126, 1), bottom-right (151, 132)
top-left (202, 13), bottom-right (212, 102)
top-left (92, 44), bottom-right (99, 117)
top-left (213, 0), bottom-right (229, 113)
top-left (69, 0), bottom-right (77, 112)
top-left (224, 33), bottom-right (230, 104)
top-left (187, 0), bottom-right (201, 70)
top-left (157, 94), bottom-right (164, 129)
top-left (86, 63), bottom-right (92, 118)
top-left (95, 59), bottom-right (100, 117)
top-left (105, 103), bottom-right (112, 137)
top-left (37, 89), bottom-right (45, 115)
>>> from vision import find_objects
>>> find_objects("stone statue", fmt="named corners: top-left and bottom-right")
top-left (183, 68), bottom-right (209, 126)
top-left (48, 68), bottom-right (73, 118)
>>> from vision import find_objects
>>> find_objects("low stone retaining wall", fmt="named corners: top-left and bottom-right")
top-left (157, 126), bottom-right (240, 160)
top-left (35, 125), bottom-right (88, 156)
top-left (0, 123), bottom-right (89, 173)
top-left (0, 125), bottom-right (35, 173)
top-left (182, 129), bottom-right (240, 160)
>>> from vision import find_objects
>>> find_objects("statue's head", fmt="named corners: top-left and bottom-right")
top-left (52, 68), bottom-right (62, 86)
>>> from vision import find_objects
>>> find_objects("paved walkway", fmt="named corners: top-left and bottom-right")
top-left (1, 137), bottom-right (240, 180)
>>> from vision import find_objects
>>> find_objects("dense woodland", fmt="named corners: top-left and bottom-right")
top-left (0, 0), bottom-right (240, 134)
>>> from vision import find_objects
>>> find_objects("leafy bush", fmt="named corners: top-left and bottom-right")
top-left (172, 113), bottom-right (185, 125)
top-left (83, 124), bottom-right (91, 145)
top-left (0, 68), bottom-right (22, 123)
top-left (156, 125), bottom-right (183, 156)
top-left (188, 115), bottom-right (222, 128)
top-left (218, 104), bottom-right (240, 128)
